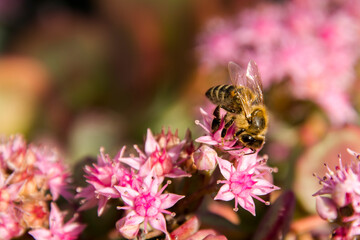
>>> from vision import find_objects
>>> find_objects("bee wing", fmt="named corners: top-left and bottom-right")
top-left (228, 61), bottom-right (264, 119)
top-left (245, 60), bottom-right (264, 104)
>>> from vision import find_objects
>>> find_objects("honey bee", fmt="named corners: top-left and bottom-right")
top-left (205, 60), bottom-right (268, 151)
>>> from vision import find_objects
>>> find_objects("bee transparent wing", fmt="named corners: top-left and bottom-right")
top-left (245, 60), bottom-right (264, 104)
top-left (228, 61), bottom-right (252, 118)
top-left (228, 61), bottom-right (244, 86)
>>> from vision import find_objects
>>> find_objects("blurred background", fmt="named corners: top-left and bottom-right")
top-left (1, 0), bottom-right (360, 239)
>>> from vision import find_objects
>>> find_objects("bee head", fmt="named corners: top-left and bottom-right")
top-left (250, 109), bottom-right (266, 131)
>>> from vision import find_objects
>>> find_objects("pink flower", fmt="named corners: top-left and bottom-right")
top-left (0, 134), bottom-right (26, 171)
top-left (120, 128), bottom-right (190, 178)
top-left (115, 173), bottom-right (184, 239)
top-left (313, 149), bottom-right (360, 211)
top-left (313, 149), bottom-right (360, 239)
top-left (0, 211), bottom-right (24, 240)
top-left (0, 171), bottom-right (23, 212)
top-left (31, 146), bottom-right (71, 201)
top-left (76, 147), bottom-right (141, 216)
top-left (28, 202), bottom-right (85, 240)
top-left (195, 107), bottom-right (248, 154)
top-left (215, 155), bottom-right (279, 216)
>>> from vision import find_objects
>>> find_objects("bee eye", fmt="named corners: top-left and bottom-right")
top-left (241, 134), bottom-right (254, 143)
top-left (240, 134), bottom-right (264, 148)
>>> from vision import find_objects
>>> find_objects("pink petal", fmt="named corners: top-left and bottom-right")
top-left (195, 136), bottom-right (218, 145)
top-left (315, 196), bottom-right (337, 221)
top-left (170, 215), bottom-right (200, 239)
top-left (49, 202), bottom-right (64, 229)
top-left (115, 186), bottom-right (138, 206)
top-left (149, 213), bottom-right (169, 238)
top-left (216, 158), bottom-right (234, 180)
top-left (145, 129), bottom-right (160, 155)
top-left (28, 229), bottom-right (52, 240)
top-left (160, 193), bottom-right (185, 209)
top-left (97, 196), bottom-right (109, 216)
top-left (119, 156), bottom-right (143, 170)
top-left (138, 158), bottom-right (153, 177)
top-left (238, 195), bottom-right (256, 216)
top-left (116, 216), bottom-right (140, 239)
top-left (187, 229), bottom-right (222, 240)
top-left (167, 142), bottom-right (184, 160)
top-left (252, 179), bottom-right (279, 195)
top-left (166, 168), bottom-right (192, 178)
top-left (142, 171), bottom-right (161, 194)
top-left (203, 234), bottom-right (228, 240)
top-left (124, 213), bottom-right (144, 226)
top-left (214, 184), bottom-right (234, 201)
top-left (63, 222), bottom-right (86, 236)
top-left (97, 187), bottom-right (121, 198)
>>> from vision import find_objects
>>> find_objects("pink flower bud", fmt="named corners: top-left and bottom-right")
top-left (116, 217), bottom-right (140, 239)
top-left (170, 215), bottom-right (200, 240)
top-left (193, 145), bottom-right (217, 171)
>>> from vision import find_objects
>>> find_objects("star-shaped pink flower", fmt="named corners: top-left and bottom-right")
top-left (215, 156), bottom-right (279, 215)
top-left (28, 202), bottom-right (85, 240)
top-left (119, 129), bottom-right (190, 178)
top-left (115, 172), bottom-right (184, 239)
top-left (195, 107), bottom-right (254, 155)
top-left (77, 147), bottom-right (141, 216)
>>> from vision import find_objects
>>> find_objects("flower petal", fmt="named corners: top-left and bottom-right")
top-left (116, 216), bottom-right (140, 239)
top-left (28, 229), bottom-right (52, 240)
top-left (195, 136), bottom-right (219, 145)
top-left (149, 213), bottom-right (169, 239)
top-left (216, 158), bottom-right (234, 180)
top-left (145, 129), bottom-right (160, 155)
top-left (160, 193), bottom-right (185, 209)
top-left (214, 184), bottom-right (234, 201)
top-left (238, 195), bottom-right (256, 216)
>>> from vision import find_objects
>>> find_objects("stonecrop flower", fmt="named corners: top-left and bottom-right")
top-left (0, 134), bottom-right (75, 239)
top-left (215, 154), bottom-right (279, 216)
top-left (195, 107), bottom-right (238, 151)
top-left (198, 0), bottom-right (360, 125)
top-left (77, 127), bottom-right (194, 239)
top-left (29, 202), bottom-right (86, 240)
top-left (195, 106), bottom-right (259, 156)
top-left (195, 104), bottom-right (279, 216)
top-left (119, 128), bottom-right (191, 178)
top-left (313, 149), bottom-right (360, 239)
top-left (115, 172), bottom-right (184, 240)
top-left (76, 146), bottom-right (142, 216)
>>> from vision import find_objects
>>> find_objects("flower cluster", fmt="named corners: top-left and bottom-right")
top-left (77, 128), bottom-right (190, 239)
top-left (313, 149), bottom-right (360, 239)
top-left (78, 110), bottom-right (279, 238)
top-left (0, 134), bottom-right (84, 240)
top-left (198, 0), bottom-right (360, 125)
top-left (195, 106), bottom-right (279, 215)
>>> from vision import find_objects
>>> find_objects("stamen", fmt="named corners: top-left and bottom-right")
top-left (194, 120), bottom-right (211, 134)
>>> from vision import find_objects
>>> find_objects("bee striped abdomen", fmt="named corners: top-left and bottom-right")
top-left (205, 85), bottom-right (242, 114)
top-left (206, 85), bottom-right (234, 104)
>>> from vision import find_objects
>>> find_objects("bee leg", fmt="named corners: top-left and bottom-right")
top-left (235, 129), bottom-right (245, 137)
top-left (221, 116), bottom-right (235, 138)
top-left (211, 105), bottom-right (222, 132)
top-left (244, 148), bottom-right (256, 155)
